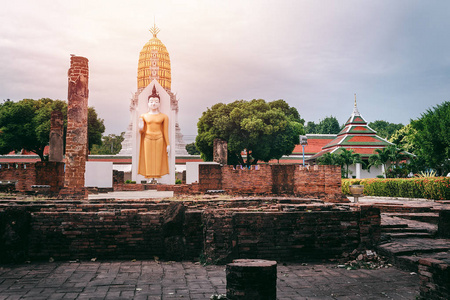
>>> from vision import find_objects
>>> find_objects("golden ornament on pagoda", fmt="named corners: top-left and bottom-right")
top-left (137, 23), bottom-right (171, 90)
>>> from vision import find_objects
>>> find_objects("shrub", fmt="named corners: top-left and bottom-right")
top-left (342, 177), bottom-right (450, 200)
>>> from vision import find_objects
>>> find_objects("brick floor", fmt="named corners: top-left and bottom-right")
top-left (0, 260), bottom-right (419, 299)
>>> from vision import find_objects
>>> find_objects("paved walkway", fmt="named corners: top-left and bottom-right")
top-left (0, 260), bottom-right (419, 300)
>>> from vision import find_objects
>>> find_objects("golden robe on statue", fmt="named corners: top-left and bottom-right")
top-left (138, 112), bottom-right (170, 178)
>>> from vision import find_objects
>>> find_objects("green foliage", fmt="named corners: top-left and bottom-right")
top-left (305, 116), bottom-right (341, 134)
top-left (389, 124), bottom-right (417, 153)
top-left (338, 148), bottom-right (362, 178)
top-left (175, 179), bottom-right (182, 184)
top-left (125, 180), bottom-right (136, 184)
top-left (342, 177), bottom-right (450, 200)
top-left (91, 132), bottom-right (125, 155)
top-left (87, 107), bottom-right (106, 151)
top-left (185, 142), bottom-right (200, 155)
top-left (317, 149), bottom-right (361, 178)
top-left (410, 101), bottom-right (450, 176)
top-left (195, 99), bottom-right (304, 165)
top-left (0, 98), bottom-right (105, 160)
top-left (368, 120), bottom-right (404, 140)
top-left (317, 152), bottom-right (343, 166)
top-left (368, 145), bottom-right (410, 178)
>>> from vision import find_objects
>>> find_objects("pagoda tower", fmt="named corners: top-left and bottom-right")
top-left (120, 24), bottom-right (187, 155)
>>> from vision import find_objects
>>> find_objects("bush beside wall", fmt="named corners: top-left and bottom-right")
top-left (342, 177), bottom-right (450, 200)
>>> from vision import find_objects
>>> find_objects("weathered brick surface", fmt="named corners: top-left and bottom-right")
top-left (437, 210), bottom-right (450, 238)
top-left (0, 200), bottom-right (380, 263)
top-left (49, 110), bottom-right (64, 162)
top-left (112, 170), bottom-right (124, 184)
top-left (222, 165), bottom-right (273, 195)
top-left (63, 55), bottom-right (89, 198)
top-left (0, 162), bottom-right (64, 193)
top-left (418, 258), bottom-right (450, 299)
top-left (198, 164), bottom-right (223, 192)
top-left (198, 164), bottom-right (347, 202)
top-left (227, 259), bottom-right (277, 300)
top-left (359, 205), bottom-right (381, 248)
top-left (271, 165), bottom-right (295, 195)
top-left (28, 211), bottom-right (164, 260)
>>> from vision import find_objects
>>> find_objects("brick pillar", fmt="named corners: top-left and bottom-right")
top-left (61, 55), bottom-right (89, 199)
top-left (49, 110), bottom-right (64, 162)
top-left (213, 139), bottom-right (228, 165)
top-left (226, 259), bottom-right (277, 300)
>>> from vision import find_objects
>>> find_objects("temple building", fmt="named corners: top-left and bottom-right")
top-left (120, 24), bottom-right (187, 156)
top-left (304, 97), bottom-right (394, 178)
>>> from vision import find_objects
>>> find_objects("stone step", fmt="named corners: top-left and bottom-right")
top-left (377, 238), bottom-right (450, 259)
top-left (381, 227), bottom-right (432, 233)
top-left (386, 232), bottom-right (435, 239)
top-left (380, 223), bottom-right (409, 229)
top-left (387, 212), bottom-right (439, 225)
top-left (394, 251), bottom-right (450, 272)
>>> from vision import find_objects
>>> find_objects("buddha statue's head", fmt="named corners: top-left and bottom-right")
top-left (148, 85), bottom-right (161, 111)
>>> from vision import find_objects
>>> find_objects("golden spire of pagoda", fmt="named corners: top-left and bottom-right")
top-left (137, 21), bottom-right (171, 90)
top-left (149, 19), bottom-right (160, 38)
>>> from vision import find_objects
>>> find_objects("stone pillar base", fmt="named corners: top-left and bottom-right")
top-left (226, 259), bottom-right (277, 300)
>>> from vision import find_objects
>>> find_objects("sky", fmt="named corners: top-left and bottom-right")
top-left (1, 0), bottom-right (450, 142)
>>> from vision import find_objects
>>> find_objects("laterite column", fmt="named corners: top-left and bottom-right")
top-left (49, 110), bottom-right (64, 162)
top-left (61, 55), bottom-right (89, 199)
top-left (226, 259), bottom-right (277, 300)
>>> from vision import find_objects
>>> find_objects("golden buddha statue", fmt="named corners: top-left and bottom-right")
top-left (138, 86), bottom-right (170, 178)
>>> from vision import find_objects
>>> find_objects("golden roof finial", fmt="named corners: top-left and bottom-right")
top-left (354, 93), bottom-right (357, 107)
top-left (149, 18), bottom-right (160, 38)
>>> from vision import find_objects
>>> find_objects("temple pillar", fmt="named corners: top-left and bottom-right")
top-left (49, 110), bottom-right (64, 162)
top-left (213, 139), bottom-right (228, 165)
top-left (60, 55), bottom-right (89, 199)
top-left (355, 163), bottom-right (361, 179)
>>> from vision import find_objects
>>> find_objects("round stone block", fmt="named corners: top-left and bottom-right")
top-left (226, 259), bottom-right (277, 300)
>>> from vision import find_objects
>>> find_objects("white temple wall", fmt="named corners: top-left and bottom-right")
top-left (347, 164), bottom-right (384, 179)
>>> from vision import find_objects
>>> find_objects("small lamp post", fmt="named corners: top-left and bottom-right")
top-left (300, 135), bottom-right (308, 167)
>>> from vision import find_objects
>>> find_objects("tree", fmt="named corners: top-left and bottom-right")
top-left (0, 98), bottom-right (105, 161)
top-left (338, 148), bottom-right (362, 178)
top-left (195, 99), bottom-right (304, 165)
top-left (368, 145), bottom-right (410, 178)
top-left (87, 107), bottom-right (105, 151)
top-left (318, 116), bottom-right (341, 134)
top-left (185, 142), bottom-right (200, 155)
top-left (304, 121), bottom-right (318, 134)
top-left (410, 101), bottom-right (450, 175)
top-left (90, 132), bottom-right (125, 155)
top-left (368, 120), bottom-right (404, 140)
top-left (317, 149), bottom-right (360, 178)
top-left (389, 124), bottom-right (418, 153)
top-left (317, 152), bottom-right (343, 167)
top-left (305, 116), bottom-right (341, 134)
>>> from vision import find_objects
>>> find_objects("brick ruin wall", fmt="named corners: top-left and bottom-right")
top-left (198, 164), bottom-right (346, 201)
top-left (0, 162), bottom-right (64, 193)
top-left (0, 202), bottom-right (380, 264)
top-left (418, 258), bottom-right (450, 300)
top-left (417, 210), bottom-right (450, 299)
